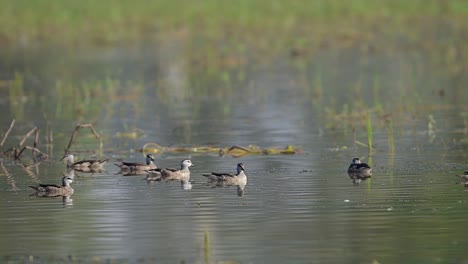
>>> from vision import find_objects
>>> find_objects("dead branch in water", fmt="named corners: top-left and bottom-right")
top-left (65, 123), bottom-right (101, 153)
top-left (16, 146), bottom-right (48, 161)
top-left (1, 123), bottom-right (47, 161)
top-left (18, 127), bottom-right (39, 148)
top-left (18, 127), bottom-right (40, 158)
top-left (0, 119), bottom-right (15, 147)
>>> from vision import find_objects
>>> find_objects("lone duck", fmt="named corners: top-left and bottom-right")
top-left (347, 158), bottom-right (372, 183)
top-left (457, 171), bottom-right (468, 181)
top-left (61, 153), bottom-right (108, 171)
top-left (203, 163), bottom-right (247, 186)
top-left (29, 176), bottom-right (74, 196)
top-left (146, 159), bottom-right (194, 181)
top-left (115, 154), bottom-right (157, 171)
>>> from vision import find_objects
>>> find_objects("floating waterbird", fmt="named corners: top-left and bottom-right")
top-left (146, 159), bottom-right (194, 181)
top-left (203, 163), bottom-right (247, 186)
top-left (29, 176), bottom-right (74, 196)
top-left (61, 153), bottom-right (108, 171)
top-left (347, 158), bottom-right (372, 183)
top-left (203, 163), bottom-right (247, 196)
top-left (456, 171), bottom-right (468, 181)
top-left (115, 154), bottom-right (157, 171)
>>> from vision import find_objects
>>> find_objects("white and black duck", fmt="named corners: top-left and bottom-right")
top-left (347, 158), bottom-right (372, 184)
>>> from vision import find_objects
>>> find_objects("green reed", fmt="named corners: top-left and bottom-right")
top-left (386, 117), bottom-right (395, 155)
top-left (8, 72), bottom-right (25, 120)
top-left (1, 0), bottom-right (467, 48)
top-left (204, 231), bottom-right (210, 263)
top-left (366, 112), bottom-right (373, 154)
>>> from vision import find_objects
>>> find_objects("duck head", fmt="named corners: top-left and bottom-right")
top-left (62, 176), bottom-right (74, 187)
top-left (180, 159), bottom-right (194, 169)
top-left (61, 154), bottom-right (75, 165)
top-left (146, 154), bottom-right (155, 164)
top-left (237, 163), bottom-right (245, 174)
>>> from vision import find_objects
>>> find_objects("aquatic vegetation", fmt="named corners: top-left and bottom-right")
top-left (8, 73), bottom-right (25, 120)
top-left (366, 112), bottom-right (374, 154)
top-left (386, 117), bottom-right (395, 155)
top-left (0, 119), bottom-right (15, 148)
top-left (204, 231), bottom-right (210, 263)
top-left (113, 129), bottom-right (145, 140)
top-left (427, 114), bottom-right (437, 143)
top-left (1, 1), bottom-right (467, 60)
top-left (0, 120), bottom-right (47, 161)
top-left (64, 123), bottom-right (101, 153)
top-left (141, 142), bottom-right (301, 157)
top-left (461, 112), bottom-right (468, 143)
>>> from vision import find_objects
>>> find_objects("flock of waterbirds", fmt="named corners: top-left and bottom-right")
top-left (29, 154), bottom-right (250, 198)
top-left (26, 152), bottom-right (468, 202)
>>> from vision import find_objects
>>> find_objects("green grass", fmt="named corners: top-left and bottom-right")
top-left (1, 0), bottom-right (467, 132)
top-left (1, 0), bottom-right (467, 46)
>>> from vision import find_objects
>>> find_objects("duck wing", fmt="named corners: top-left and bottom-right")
top-left (355, 163), bottom-right (371, 170)
top-left (38, 183), bottom-right (62, 188)
top-left (203, 172), bottom-right (228, 177)
top-left (212, 172), bottom-right (235, 177)
top-left (164, 168), bottom-right (178, 172)
top-left (121, 161), bottom-right (146, 167)
top-left (74, 159), bottom-right (108, 166)
top-left (73, 159), bottom-right (95, 166)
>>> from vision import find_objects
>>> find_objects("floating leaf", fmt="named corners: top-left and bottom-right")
top-left (114, 130), bottom-right (145, 139)
top-left (141, 142), bottom-right (165, 154)
top-left (138, 142), bottom-right (302, 157)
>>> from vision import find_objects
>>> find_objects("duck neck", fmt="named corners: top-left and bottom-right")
top-left (146, 157), bottom-right (153, 165)
top-left (62, 179), bottom-right (70, 187)
top-left (66, 156), bottom-right (75, 166)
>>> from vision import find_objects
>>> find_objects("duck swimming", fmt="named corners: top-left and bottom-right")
top-left (29, 176), bottom-right (74, 196)
top-left (203, 163), bottom-right (247, 186)
top-left (115, 154), bottom-right (157, 171)
top-left (457, 171), bottom-right (468, 181)
top-left (61, 153), bottom-right (108, 171)
top-left (203, 163), bottom-right (247, 196)
top-left (146, 159), bottom-right (194, 181)
top-left (347, 158), bottom-right (372, 183)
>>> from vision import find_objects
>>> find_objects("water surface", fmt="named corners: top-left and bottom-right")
top-left (0, 31), bottom-right (467, 263)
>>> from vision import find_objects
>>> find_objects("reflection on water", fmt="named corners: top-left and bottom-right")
top-left (145, 175), bottom-right (193, 190)
top-left (1, 153), bottom-right (468, 263)
top-left (0, 26), bottom-right (467, 263)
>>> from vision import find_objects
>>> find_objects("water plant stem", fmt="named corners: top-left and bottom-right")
top-left (0, 119), bottom-right (15, 147)
top-left (366, 112), bottom-right (373, 154)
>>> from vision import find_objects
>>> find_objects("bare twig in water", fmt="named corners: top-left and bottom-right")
top-left (0, 119), bottom-right (15, 147)
top-left (65, 123), bottom-right (101, 153)
top-left (18, 127), bottom-right (38, 148)
top-left (2, 147), bottom-right (15, 158)
top-left (0, 123), bottom-right (47, 161)
top-left (34, 128), bottom-right (39, 148)
top-left (16, 146), bottom-right (48, 160)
